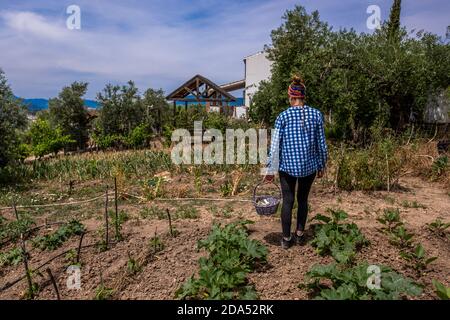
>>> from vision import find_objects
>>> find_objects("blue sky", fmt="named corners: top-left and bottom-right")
top-left (1, 0), bottom-right (449, 99)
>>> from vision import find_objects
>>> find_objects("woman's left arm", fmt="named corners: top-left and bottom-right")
top-left (316, 113), bottom-right (328, 174)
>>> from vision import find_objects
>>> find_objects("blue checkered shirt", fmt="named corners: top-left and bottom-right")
top-left (266, 105), bottom-right (328, 177)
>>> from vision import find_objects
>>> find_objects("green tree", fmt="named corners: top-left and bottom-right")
top-left (0, 69), bottom-right (27, 167)
top-left (387, 0), bottom-right (402, 41)
top-left (251, 5), bottom-right (450, 140)
top-left (49, 82), bottom-right (89, 151)
top-left (142, 88), bottom-right (171, 133)
top-left (28, 118), bottom-right (74, 158)
top-left (96, 81), bottom-right (144, 139)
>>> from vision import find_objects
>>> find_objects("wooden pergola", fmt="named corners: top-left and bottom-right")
top-left (166, 74), bottom-right (237, 122)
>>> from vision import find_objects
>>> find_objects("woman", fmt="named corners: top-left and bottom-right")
top-left (265, 75), bottom-right (328, 249)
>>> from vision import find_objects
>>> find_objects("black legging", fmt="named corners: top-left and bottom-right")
top-left (279, 171), bottom-right (316, 238)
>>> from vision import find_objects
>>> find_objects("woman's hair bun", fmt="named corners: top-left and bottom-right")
top-left (291, 74), bottom-right (304, 86)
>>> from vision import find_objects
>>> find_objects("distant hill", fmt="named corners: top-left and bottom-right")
top-left (18, 98), bottom-right (99, 113)
top-left (18, 96), bottom-right (244, 113)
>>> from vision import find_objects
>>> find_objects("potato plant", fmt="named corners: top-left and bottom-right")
top-left (302, 262), bottom-right (422, 300)
top-left (432, 280), bottom-right (450, 300)
top-left (311, 209), bottom-right (369, 264)
top-left (0, 247), bottom-right (24, 268)
top-left (32, 220), bottom-right (85, 251)
top-left (176, 221), bottom-right (267, 300)
top-left (427, 219), bottom-right (450, 238)
top-left (400, 244), bottom-right (437, 275)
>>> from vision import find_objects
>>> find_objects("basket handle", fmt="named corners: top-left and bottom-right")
top-left (253, 181), bottom-right (282, 203)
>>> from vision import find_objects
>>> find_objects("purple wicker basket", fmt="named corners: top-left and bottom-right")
top-left (252, 182), bottom-right (282, 216)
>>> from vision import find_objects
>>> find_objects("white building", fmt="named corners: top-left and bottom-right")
top-left (243, 51), bottom-right (273, 109)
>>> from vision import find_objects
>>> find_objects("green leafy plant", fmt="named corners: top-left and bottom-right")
top-left (94, 284), bottom-right (114, 300)
top-left (32, 220), bottom-right (85, 251)
top-left (311, 209), bottom-right (369, 264)
top-left (140, 206), bottom-right (166, 220)
top-left (431, 156), bottom-right (449, 178)
top-left (401, 200), bottom-right (426, 209)
top-left (389, 225), bottom-right (415, 248)
top-left (302, 262), bottom-right (423, 300)
top-left (174, 206), bottom-right (199, 220)
top-left (64, 249), bottom-right (79, 267)
top-left (0, 247), bottom-right (24, 268)
top-left (110, 209), bottom-right (128, 241)
top-left (176, 221), bottom-right (267, 300)
top-left (427, 219), bottom-right (450, 237)
top-left (432, 280), bottom-right (450, 300)
top-left (219, 181), bottom-right (233, 197)
top-left (0, 214), bottom-right (35, 243)
top-left (126, 252), bottom-right (142, 275)
top-left (148, 235), bottom-right (164, 254)
top-left (377, 208), bottom-right (402, 233)
top-left (399, 244), bottom-right (437, 275)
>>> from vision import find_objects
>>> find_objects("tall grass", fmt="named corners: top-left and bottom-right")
top-left (0, 150), bottom-right (173, 184)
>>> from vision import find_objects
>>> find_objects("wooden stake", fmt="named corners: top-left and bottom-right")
top-left (104, 187), bottom-right (109, 250)
top-left (12, 199), bottom-right (34, 299)
top-left (76, 232), bottom-right (85, 263)
top-left (46, 268), bottom-right (60, 300)
top-left (114, 177), bottom-right (119, 240)
top-left (385, 153), bottom-right (390, 193)
top-left (154, 228), bottom-right (157, 253)
top-left (166, 209), bottom-right (174, 237)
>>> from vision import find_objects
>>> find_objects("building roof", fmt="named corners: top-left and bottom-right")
top-left (220, 79), bottom-right (245, 92)
top-left (166, 74), bottom-right (236, 102)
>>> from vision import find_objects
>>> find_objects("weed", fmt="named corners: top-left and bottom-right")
top-left (94, 284), bottom-right (114, 300)
top-left (401, 200), bottom-right (426, 209)
top-left (110, 210), bottom-right (128, 241)
top-left (431, 155), bottom-right (449, 178)
top-left (384, 196), bottom-right (396, 205)
top-left (174, 206), bottom-right (199, 220)
top-left (140, 206), bottom-right (166, 220)
top-left (64, 249), bottom-right (80, 267)
top-left (210, 205), bottom-right (234, 218)
top-left (149, 235), bottom-right (164, 254)
top-left (302, 262), bottom-right (422, 300)
top-left (126, 252), bottom-right (142, 275)
top-left (220, 181), bottom-right (233, 197)
top-left (311, 209), bottom-right (369, 264)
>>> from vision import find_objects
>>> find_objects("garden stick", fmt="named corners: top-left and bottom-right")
top-left (46, 268), bottom-right (60, 300)
top-left (0, 244), bottom-right (97, 292)
top-left (114, 177), bottom-right (119, 240)
top-left (166, 209), bottom-right (174, 237)
top-left (104, 187), bottom-right (109, 250)
top-left (385, 153), bottom-right (390, 193)
top-left (76, 232), bottom-right (85, 263)
top-left (12, 199), bottom-right (34, 299)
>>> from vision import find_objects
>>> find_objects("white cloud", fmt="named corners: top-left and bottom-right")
top-left (0, 0), bottom-right (448, 99)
